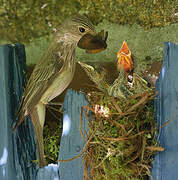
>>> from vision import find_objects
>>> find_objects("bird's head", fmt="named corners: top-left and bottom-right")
top-left (56, 15), bottom-right (108, 53)
top-left (117, 41), bottom-right (134, 73)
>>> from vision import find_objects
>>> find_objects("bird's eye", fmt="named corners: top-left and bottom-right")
top-left (79, 27), bottom-right (85, 33)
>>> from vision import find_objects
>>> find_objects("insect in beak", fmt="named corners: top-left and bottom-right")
top-left (77, 30), bottom-right (108, 54)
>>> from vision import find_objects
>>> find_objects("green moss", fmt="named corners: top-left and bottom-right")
top-left (78, 0), bottom-right (177, 28)
top-left (0, 0), bottom-right (177, 43)
top-left (43, 123), bottom-right (62, 163)
top-left (83, 91), bottom-right (161, 179)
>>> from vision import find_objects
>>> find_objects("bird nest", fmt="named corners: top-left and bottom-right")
top-left (81, 90), bottom-right (163, 180)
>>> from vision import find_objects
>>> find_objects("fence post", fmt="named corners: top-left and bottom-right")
top-left (0, 44), bottom-right (90, 180)
top-left (57, 89), bottom-right (89, 180)
top-left (0, 44), bottom-right (28, 180)
top-left (36, 89), bottom-right (89, 180)
top-left (152, 42), bottom-right (178, 180)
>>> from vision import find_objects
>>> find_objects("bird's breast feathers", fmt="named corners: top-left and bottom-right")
top-left (41, 62), bottom-right (76, 103)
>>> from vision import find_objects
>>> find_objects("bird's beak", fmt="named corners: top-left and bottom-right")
top-left (77, 30), bottom-right (108, 54)
top-left (117, 41), bottom-right (133, 72)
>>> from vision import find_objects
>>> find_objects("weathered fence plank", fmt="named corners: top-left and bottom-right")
top-left (36, 89), bottom-right (89, 180)
top-left (58, 89), bottom-right (89, 180)
top-left (0, 44), bottom-right (31, 180)
top-left (0, 44), bottom-right (89, 180)
top-left (152, 42), bottom-right (178, 180)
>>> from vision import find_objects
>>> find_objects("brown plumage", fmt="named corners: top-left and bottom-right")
top-left (13, 15), bottom-right (107, 168)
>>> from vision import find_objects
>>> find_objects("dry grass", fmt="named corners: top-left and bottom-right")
top-left (81, 90), bottom-right (163, 180)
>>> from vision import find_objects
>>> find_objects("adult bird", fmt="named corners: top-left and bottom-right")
top-left (13, 15), bottom-right (107, 168)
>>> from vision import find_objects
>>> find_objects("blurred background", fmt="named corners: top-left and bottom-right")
top-left (0, 0), bottom-right (177, 67)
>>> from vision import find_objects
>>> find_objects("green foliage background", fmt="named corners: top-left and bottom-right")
top-left (0, 0), bottom-right (80, 43)
top-left (78, 0), bottom-right (177, 27)
top-left (0, 0), bottom-right (177, 66)
top-left (0, 0), bottom-right (177, 43)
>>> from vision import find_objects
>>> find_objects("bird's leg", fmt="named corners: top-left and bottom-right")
top-left (47, 102), bottom-right (63, 106)
top-left (46, 101), bottom-right (63, 113)
top-left (30, 102), bottom-right (46, 168)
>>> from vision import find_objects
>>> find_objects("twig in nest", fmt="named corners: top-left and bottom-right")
top-left (82, 87), bottom-right (157, 179)
top-left (146, 146), bottom-right (164, 151)
top-left (108, 119), bottom-right (126, 133)
top-left (102, 131), bottom-right (145, 142)
top-left (80, 105), bottom-right (94, 141)
top-left (94, 148), bottom-right (117, 169)
top-left (125, 93), bottom-right (149, 114)
top-left (89, 141), bottom-right (108, 150)
top-left (58, 150), bottom-right (83, 162)
top-left (83, 133), bottom-right (96, 180)
top-left (110, 96), bottom-right (123, 114)
top-left (127, 92), bottom-right (148, 100)
top-left (126, 136), bottom-right (143, 164)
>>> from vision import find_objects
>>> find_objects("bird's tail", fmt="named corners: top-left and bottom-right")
top-left (12, 98), bottom-right (27, 132)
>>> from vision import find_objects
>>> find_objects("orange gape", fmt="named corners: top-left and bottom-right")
top-left (117, 41), bottom-right (133, 73)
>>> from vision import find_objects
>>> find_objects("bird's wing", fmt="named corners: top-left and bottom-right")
top-left (13, 46), bottom-right (64, 131)
top-left (23, 57), bottom-right (63, 108)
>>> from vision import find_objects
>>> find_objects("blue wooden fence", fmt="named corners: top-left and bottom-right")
top-left (0, 42), bottom-right (178, 180)
top-left (0, 44), bottom-right (29, 180)
top-left (0, 44), bottom-right (89, 180)
top-left (152, 42), bottom-right (178, 180)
